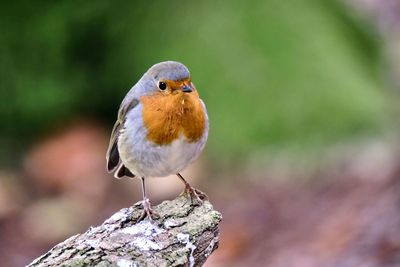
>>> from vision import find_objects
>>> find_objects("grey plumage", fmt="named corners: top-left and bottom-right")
top-left (145, 61), bottom-right (190, 81)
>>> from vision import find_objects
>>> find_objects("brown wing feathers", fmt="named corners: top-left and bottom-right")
top-left (106, 98), bottom-right (139, 177)
top-left (106, 120), bottom-right (122, 172)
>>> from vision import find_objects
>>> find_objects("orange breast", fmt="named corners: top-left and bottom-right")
top-left (140, 91), bottom-right (206, 145)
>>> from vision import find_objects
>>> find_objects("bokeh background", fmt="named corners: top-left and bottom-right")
top-left (1, 0), bottom-right (400, 266)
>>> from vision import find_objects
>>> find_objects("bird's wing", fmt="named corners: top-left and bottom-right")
top-left (106, 98), bottom-right (139, 173)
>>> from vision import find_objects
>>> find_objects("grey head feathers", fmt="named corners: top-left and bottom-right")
top-left (133, 61), bottom-right (191, 99)
top-left (144, 61), bottom-right (190, 82)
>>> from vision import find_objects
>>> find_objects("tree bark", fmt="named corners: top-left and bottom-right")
top-left (29, 196), bottom-right (222, 267)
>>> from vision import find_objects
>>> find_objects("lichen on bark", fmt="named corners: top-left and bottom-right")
top-left (29, 196), bottom-right (222, 267)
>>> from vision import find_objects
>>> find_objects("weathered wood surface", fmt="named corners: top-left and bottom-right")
top-left (29, 196), bottom-right (222, 267)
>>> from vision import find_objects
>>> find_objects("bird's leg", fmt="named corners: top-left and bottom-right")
top-left (138, 177), bottom-right (159, 222)
top-left (177, 173), bottom-right (208, 204)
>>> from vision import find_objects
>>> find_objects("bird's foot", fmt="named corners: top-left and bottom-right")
top-left (138, 198), bottom-right (160, 223)
top-left (181, 184), bottom-right (208, 205)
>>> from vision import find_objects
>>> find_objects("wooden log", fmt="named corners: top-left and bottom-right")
top-left (29, 196), bottom-right (222, 267)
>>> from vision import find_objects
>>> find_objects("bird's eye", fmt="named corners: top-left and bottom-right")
top-left (158, 81), bottom-right (167, 90)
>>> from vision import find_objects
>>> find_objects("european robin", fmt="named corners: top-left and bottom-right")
top-left (106, 61), bottom-right (209, 221)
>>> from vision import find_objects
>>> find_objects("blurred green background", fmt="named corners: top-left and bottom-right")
top-left (1, 0), bottom-right (399, 266)
top-left (0, 0), bottom-right (393, 164)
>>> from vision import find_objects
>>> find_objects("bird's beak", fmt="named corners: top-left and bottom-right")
top-left (180, 84), bottom-right (193, 93)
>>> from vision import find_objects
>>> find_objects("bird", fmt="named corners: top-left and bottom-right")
top-left (106, 61), bottom-right (209, 221)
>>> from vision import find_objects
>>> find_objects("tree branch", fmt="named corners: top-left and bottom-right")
top-left (29, 196), bottom-right (222, 267)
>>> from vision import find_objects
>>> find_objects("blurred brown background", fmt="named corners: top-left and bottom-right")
top-left (1, 0), bottom-right (400, 266)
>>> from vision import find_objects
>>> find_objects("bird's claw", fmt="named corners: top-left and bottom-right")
top-left (181, 184), bottom-right (208, 205)
top-left (138, 198), bottom-right (160, 222)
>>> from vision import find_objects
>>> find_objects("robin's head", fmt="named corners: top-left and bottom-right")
top-left (138, 61), bottom-right (196, 96)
